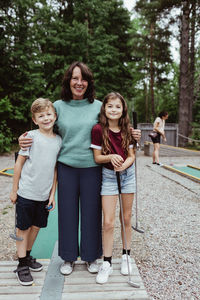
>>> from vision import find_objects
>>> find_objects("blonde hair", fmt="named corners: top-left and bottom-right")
top-left (31, 98), bottom-right (55, 118)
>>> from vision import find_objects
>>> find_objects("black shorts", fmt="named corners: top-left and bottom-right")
top-left (16, 195), bottom-right (49, 230)
top-left (151, 133), bottom-right (161, 144)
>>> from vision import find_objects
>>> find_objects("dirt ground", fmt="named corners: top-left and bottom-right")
top-left (0, 152), bottom-right (16, 260)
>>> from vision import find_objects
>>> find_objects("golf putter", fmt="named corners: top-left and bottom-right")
top-left (132, 112), bottom-right (144, 234)
top-left (10, 205), bottom-right (23, 241)
top-left (10, 151), bottom-right (23, 241)
top-left (116, 172), bottom-right (140, 288)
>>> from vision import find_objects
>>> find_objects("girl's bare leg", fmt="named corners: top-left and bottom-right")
top-left (119, 193), bottom-right (134, 249)
top-left (102, 195), bottom-right (118, 257)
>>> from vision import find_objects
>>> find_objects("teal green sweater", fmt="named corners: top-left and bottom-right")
top-left (54, 99), bottom-right (102, 168)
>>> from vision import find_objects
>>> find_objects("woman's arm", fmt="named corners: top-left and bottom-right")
top-left (19, 132), bottom-right (33, 150)
top-left (115, 148), bottom-right (135, 172)
top-left (93, 149), bottom-right (124, 168)
top-left (10, 155), bottom-right (27, 203)
top-left (48, 166), bottom-right (57, 211)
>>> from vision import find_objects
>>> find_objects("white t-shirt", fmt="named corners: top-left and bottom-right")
top-left (17, 129), bottom-right (62, 201)
top-left (153, 117), bottom-right (165, 134)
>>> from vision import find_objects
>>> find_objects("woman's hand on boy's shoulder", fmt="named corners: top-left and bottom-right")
top-left (19, 132), bottom-right (33, 150)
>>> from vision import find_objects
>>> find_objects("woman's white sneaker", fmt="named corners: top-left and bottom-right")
top-left (96, 261), bottom-right (113, 284)
top-left (60, 261), bottom-right (74, 275)
top-left (121, 254), bottom-right (132, 275)
top-left (86, 260), bottom-right (99, 273)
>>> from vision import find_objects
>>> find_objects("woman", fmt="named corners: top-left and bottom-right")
top-left (19, 61), bottom-right (141, 276)
top-left (151, 111), bottom-right (168, 165)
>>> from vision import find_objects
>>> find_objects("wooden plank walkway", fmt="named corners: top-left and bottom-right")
top-left (0, 260), bottom-right (49, 300)
top-left (0, 246), bottom-right (149, 300)
top-left (62, 259), bottom-right (148, 300)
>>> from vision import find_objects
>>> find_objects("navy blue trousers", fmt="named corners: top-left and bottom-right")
top-left (57, 162), bottom-right (102, 262)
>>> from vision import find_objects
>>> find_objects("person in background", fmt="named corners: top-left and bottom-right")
top-left (151, 111), bottom-right (168, 165)
top-left (91, 92), bottom-right (136, 284)
top-left (18, 62), bottom-right (141, 276)
top-left (10, 98), bottom-right (62, 286)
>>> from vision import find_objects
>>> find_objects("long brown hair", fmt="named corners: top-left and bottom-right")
top-left (99, 92), bottom-right (133, 155)
top-left (61, 61), bottom-right (95, 103)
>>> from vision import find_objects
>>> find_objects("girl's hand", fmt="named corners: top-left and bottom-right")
top-left (114, 164), bottom-right (126, 172)
top-left (10, 191), bottom-right (17, 204)
top-left (130, 128), bottom-right (141, 142)
top-left (110, 154), bottom-right (124, 168)
top-left (19, 132), bottom-right (33, 150)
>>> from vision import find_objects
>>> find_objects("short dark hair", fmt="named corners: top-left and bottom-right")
top-left (158, 111), bottom-right (168, 118)
top-left (61, 61), bottom-right (95, 103)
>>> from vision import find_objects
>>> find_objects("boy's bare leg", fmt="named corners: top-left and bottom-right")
top-left (27, 225), bottom-right (40, 251)
top-left (23, 225), bottom-right (43, 272)
top-left (16, 228), bottom-right (30, 258)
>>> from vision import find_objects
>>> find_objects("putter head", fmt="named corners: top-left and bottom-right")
top-left (128, 280), bottom-right (140, 288)
top-left (132, 225), bottom-right (144, 234)
top-left (10, 233), bottom-right (23, 241)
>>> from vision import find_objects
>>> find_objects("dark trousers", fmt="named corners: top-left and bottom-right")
top-left (57, 162), bottom-right (102, 262)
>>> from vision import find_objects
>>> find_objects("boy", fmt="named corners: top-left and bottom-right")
top-left (10, 98), bottom-right (62, 286)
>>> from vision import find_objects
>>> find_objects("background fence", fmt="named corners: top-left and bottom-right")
top-left (138, 123), bottom-right (179, 147)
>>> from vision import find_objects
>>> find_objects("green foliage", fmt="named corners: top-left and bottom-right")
top-left (0, 0), bottom-right (199, 152)
top-left (128, 10), bottom-right (174, 122)
top-left (0, 0), bottom-right (134, 145)
top-left (0, 120), bottom-right (13, 153)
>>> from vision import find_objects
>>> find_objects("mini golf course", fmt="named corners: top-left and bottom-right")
top-left (163, 164), bottom-right (200, 183)
top-left (1, 163), bottom-right (199, 259)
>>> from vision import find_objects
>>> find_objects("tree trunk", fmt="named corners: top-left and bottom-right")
top-left (150, 22), bottom-right (155, 119)
top-left (188, 0), bottom-right (196, 135)
top-left (178, 1), bottom-right (190, 147)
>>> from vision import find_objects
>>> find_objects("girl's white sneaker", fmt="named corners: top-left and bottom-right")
top-left (120, 254), bottom-right (132, 275)
top-left (96, 261), bottom-right (113, 284)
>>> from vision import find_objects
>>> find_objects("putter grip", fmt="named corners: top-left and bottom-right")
top-left (116, 172), bottom-right (121, 194)
top-left (132, 111), bottom-right (137, 129)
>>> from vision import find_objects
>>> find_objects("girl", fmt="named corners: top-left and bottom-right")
top-left (151, 111), bottom-right (168, 165)
top-left (91, 92), bottom-right (136, 284)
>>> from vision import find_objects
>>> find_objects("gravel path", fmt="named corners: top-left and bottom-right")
top-left (131, 153), bottom-right (200, 300)
top-left (0, 152), bottom-right (199, 299)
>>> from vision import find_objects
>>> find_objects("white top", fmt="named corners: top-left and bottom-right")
top-left (17, 130), bottom-right (62, 201)
top-left (153, 117), bottom-right (165, 134)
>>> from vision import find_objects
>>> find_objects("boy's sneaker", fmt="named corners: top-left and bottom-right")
top-left (60, 261), bottom-right (74, 275)
top-left (121, 254), bottom-right (132, 275)
top-left (14, 266), bottom-right (33, 286)
top-left (86, 260), bottom-right (99, 273)
top-left (26, 256), bottom-right (43, 272)
top-left (96, 261), bottom-right (113, 284)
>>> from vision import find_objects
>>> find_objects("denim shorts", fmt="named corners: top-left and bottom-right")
top-left (101, 164), bottom-right (136, 195)
top-left (16, 195), bottom-right (49, 230)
